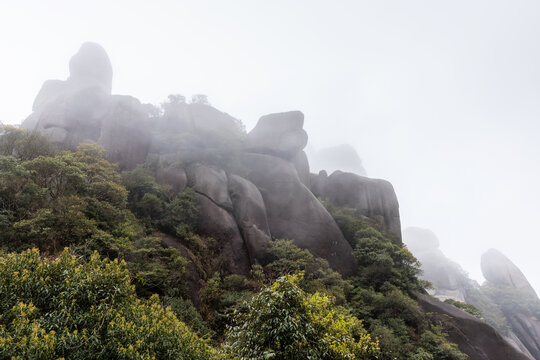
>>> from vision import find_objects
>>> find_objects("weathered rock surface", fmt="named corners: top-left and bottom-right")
top-left (228, 174), bottom-right (272, 265)
top-left (241, 152), bottom-right (356, 275)
top-left (187, 163), bottom-right (233, 211)
top-left (196, 194), bottom-right (250, 275)
top-left (246, 111), bottom-right (308, 158)
top-left (291, 150), bottom-right (310, 187)
top-left (507, 313), bottom-right (540, 359)
top-left (311, 170), bottom-right (401, 238)
top-left (155, 155), bottom-right (188, 193)
top-left (416, 293), bottom-right (531, 360)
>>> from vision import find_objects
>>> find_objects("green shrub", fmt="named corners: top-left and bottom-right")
top-left (0, 248), bottom-right (218, 359)
top-left (225, 273), bottom-right (380, 360)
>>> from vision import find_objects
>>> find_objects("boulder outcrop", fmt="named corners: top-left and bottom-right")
top-left (481, 249), bottom-right (538, 298)
top-left (416, 293), bottom-right (531, 360)
top-left (22, 42), bottom-right (150, 169)
top-left (310, 170), bottom-right (401, 238)
top-left (241, 153), bottom-right (356, 275)
top-left (20, 42), bottom-right (404, 280)
top-left (245, 111), bottom-right (308, 159)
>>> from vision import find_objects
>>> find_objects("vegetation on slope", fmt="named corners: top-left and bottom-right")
top-left (0, 125), bottom-right (468, 359)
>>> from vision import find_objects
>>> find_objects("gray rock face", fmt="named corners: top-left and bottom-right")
top-left (241, 152), bottom-right (356, 275)
top-left (291, 150), bottom-right (310, 187)
top-left (22, 43), bottom-right (150, 169)
top-left (155, 155), bottom-right (188, 193)
top-left (187, 163), bottom-right (233, 211)
top-left (311, 170), bottom-right (401, 238)
top-left (481, 249), bottom-right (538, 297)
top-left (507, 314), bottom-right (540, 359)
top-left (196, 194), bottom-right (250, 275)
top-left (417, 293), bottom-right (532, 360)
top-left (246, 111), bottom-right (308, 158)
top-left (228, 174), bottom-right (272, 264)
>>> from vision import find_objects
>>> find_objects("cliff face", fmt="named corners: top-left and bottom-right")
top-left (21, 43), bottom-right (400, 278)
top-left (20, 42), bottom-right (529, 359)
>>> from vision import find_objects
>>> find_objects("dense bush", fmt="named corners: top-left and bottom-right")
top-left (225, 272), bottom-right (380, 360)
top-left (0, 248), bottom-right (217, 360)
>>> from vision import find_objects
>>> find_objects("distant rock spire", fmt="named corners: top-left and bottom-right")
top-left (481, 248), bottom-right (538, 298)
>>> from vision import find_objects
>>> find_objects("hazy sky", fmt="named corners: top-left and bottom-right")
top-left (2, 1), bottom-right (540, 293)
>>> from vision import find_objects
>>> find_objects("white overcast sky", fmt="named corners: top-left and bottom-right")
top-left (1, 0), bottom-right (540, 293)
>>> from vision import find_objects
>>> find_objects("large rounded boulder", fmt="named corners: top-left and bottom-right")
top-left (246, 111), bottom-right (308, 159)
top-left (241, 152), bottom-right (355, 275)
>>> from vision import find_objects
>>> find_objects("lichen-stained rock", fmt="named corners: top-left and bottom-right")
top-left (196, 194), bottom-right (250, 275)
top-left (481, 249), bottom-right (538, 298)
top-left (311, 170), bottom-right (401, 238)
top-left (228, 174), bottom-right (272, 265)
top-left (241, 152), bottom-right (355, 275)
top-left (186, 163), bottom-right (233, 211)
top-left (246, 111), bottom-right (308, 159)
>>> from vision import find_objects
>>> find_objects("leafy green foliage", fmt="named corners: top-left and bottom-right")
top-left (0, 125), bottom-right (57, 160)
top-left (444, 299), bottom-right (483, 318)
top-left (0, 142), bottom-right (138, 254)
top-left (0, 248), bottom-right (217, 359)
top-left (122, 165), bottom-right (199, 237)
top-left (225, 273), bottom-right (380, 360)
top-left (265, 239), bottom-right (352, 304)
top-left (124, 236), bottom-right (188, 298)
top-left (323, 203), bottom-right (467, 360)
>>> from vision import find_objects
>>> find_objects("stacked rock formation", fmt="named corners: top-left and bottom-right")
top-left (21, 43), bottom-right (406, 278)
top-left (17, 42), bottom-right (538, 360)
top-left (22, 42), bottom-right (150, 169)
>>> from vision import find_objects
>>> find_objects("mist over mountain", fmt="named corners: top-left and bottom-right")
top-left (0, 39), bottom-right (536, 359)
top-left (1, 1), bottom-right (540, 358)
